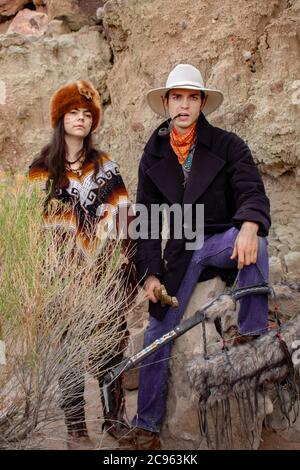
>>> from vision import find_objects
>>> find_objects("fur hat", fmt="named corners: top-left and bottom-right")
top-left (50, 80), bottom-right (101, 131)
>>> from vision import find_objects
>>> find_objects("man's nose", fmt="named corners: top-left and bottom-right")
top-left (180, 98), bottom-right (189, 108)
top-left (78, 113), bottom-right (84, 121)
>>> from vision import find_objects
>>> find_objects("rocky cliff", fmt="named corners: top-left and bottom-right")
top-left (0, 0), bottom-right (299, 276)
top-left (0, 0), bottom-right (299, 449)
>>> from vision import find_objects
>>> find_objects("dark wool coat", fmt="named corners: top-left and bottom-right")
top-left (135, 112), bottom-right (271, 320)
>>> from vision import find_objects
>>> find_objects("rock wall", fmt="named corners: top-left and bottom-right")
top-left (0, 0), bottom-right (299, 270)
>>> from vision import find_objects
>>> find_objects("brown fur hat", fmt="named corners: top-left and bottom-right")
top-left (50, 80), bottom-right (101, 131)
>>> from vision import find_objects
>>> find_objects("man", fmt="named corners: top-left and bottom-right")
top-left (131, 64), bottom-right (271, 450)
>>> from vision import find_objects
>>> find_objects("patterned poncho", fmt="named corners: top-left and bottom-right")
top-left (28, 153), bottom-right (133, 258)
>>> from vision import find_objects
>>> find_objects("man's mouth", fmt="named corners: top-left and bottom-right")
top-left (177, 113), bottom-right (189, 119)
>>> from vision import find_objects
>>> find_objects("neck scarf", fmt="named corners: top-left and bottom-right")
top-left (170, 123), bottom-right (196, 165)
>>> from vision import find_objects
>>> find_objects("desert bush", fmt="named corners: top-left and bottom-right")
top-left (0, 175), bottom-right (135, 449)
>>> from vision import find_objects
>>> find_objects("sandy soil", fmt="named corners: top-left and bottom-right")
top-left (29, 376), bottom-right (300, 451)
top-left (259, 428), bottom-right (300, 450)
top-left (29, 375), bottom-right (137, 450)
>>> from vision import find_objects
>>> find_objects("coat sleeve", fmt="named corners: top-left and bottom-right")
top-left (227, 133), bottom-right (271, 236)
top-left (134, 153), bottom-right (164, 284)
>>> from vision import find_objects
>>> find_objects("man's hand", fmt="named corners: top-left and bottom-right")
top-left (230, 221), bottom-right (259, 269)
top-left (144, 275), bottom-right (161, 303)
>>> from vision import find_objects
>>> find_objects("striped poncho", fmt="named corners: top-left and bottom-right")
top-left (28, 153), bottom-right (133, 258)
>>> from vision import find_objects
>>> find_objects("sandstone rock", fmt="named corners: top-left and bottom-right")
top-left (0, 0), bottom-right (28, 21)
top-left (0, 29), bottom-right (111, 170)
top-left (16, 106), bottom-right (30, 121)
top-left (269, 256), bottom-right (285, 283)
top-left (0, 339), bottom-right (5, 365)
top-left (0, 17), bottom-right (11, 33)
top-left (102, 0), bottom-right (130, 51)
top-left (270, 80), bottom-right (284, 94)
top-left (45, 19), bottom-right (71, 37)
top-left (47, 0), bottom-right (99, 31)
top-left (284, 252), bottom-right (300, 279)
top-left (130, 122), bottom-right (144, 133)
top-left (96, 7), bottom-right (105, 22)
top-left (7, 9), bottom-right (48, 36)
top-left (33, 0), bottom-right (47, 6)
top-left (159, 277), bottom-right (266, 450)
top-left (243, 50), bottom-right (252, 61)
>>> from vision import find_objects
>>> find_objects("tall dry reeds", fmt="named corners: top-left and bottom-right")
top-left (0, 174), bottom-right (136, 449)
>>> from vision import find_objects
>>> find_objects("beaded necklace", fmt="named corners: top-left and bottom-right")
top-left (182, 143), bottom-right (195, 172)
top-left (65, 149), bottom-right (86, 177)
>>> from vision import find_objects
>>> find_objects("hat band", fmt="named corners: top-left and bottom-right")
top-left (166, 80), bottom-right (205, 89)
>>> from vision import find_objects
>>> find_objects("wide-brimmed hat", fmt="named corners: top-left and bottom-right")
top-left (147, 64), bottom-right (223, 117)
top-left (50, 79), bottom-right (101, 131)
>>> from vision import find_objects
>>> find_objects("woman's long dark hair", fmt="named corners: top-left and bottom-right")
top-left (30, 117), bottom-right (104, 204)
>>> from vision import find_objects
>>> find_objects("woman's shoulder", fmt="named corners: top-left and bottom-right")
top-left (96, 151), bottom-right (120, 171)
top-left (28, 156), bottom-right (49, 181)
top-left (97, 151), bottom-right (116, 165)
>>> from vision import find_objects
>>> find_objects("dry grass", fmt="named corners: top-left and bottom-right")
top-left (0, 174), bottom-right (136, 449)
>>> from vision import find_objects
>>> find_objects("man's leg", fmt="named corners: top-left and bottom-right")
top-left (133, 227), bottom-right (269, 434)
top-left (237, 235), bottom-right (269, 335)
top-left (197, 227), bottom-right (269, 336)
top-left (132, 228), bottom-right (237, 434)
top-left (132, 253), bottom-right (204, 433)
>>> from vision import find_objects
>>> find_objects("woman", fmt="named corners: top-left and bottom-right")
top-left (29, 80), bottom-right (136, 449)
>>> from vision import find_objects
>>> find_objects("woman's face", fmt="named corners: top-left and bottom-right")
top-left (64, 108), bottom-right (93, 138)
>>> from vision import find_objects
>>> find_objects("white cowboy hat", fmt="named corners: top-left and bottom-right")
top-left (147, 64), bottom-right (224, 117)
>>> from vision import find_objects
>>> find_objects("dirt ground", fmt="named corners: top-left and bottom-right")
top-left (29, 375), bottom-right (300, 451)
top-left (259, 428), bottom-right (300, 450)
top-left (29, 375), bottom-right (136, 450)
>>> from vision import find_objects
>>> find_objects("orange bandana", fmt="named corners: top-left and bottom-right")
top-left (170, 123), bottom-right (197, 165)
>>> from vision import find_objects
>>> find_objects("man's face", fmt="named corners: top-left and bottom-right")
top-left (164, 89), bottom-right (203, 134)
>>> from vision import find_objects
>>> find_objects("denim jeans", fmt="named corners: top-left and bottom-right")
top-left (132, 227), bottom-right (269, 432)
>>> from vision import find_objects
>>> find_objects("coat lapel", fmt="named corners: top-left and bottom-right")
top-left (183, 143), bottom-right (225, 205)
top-left (146, 142), bottom-right (185, 205)
top-left (143, 113), bottom-right (225, 206)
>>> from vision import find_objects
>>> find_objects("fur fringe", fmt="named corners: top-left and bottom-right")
top-left (187, 282), bottom-right (300, 449)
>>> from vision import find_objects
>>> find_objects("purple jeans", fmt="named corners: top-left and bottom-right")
top-left (132, 227), bottom-right (269, 432)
